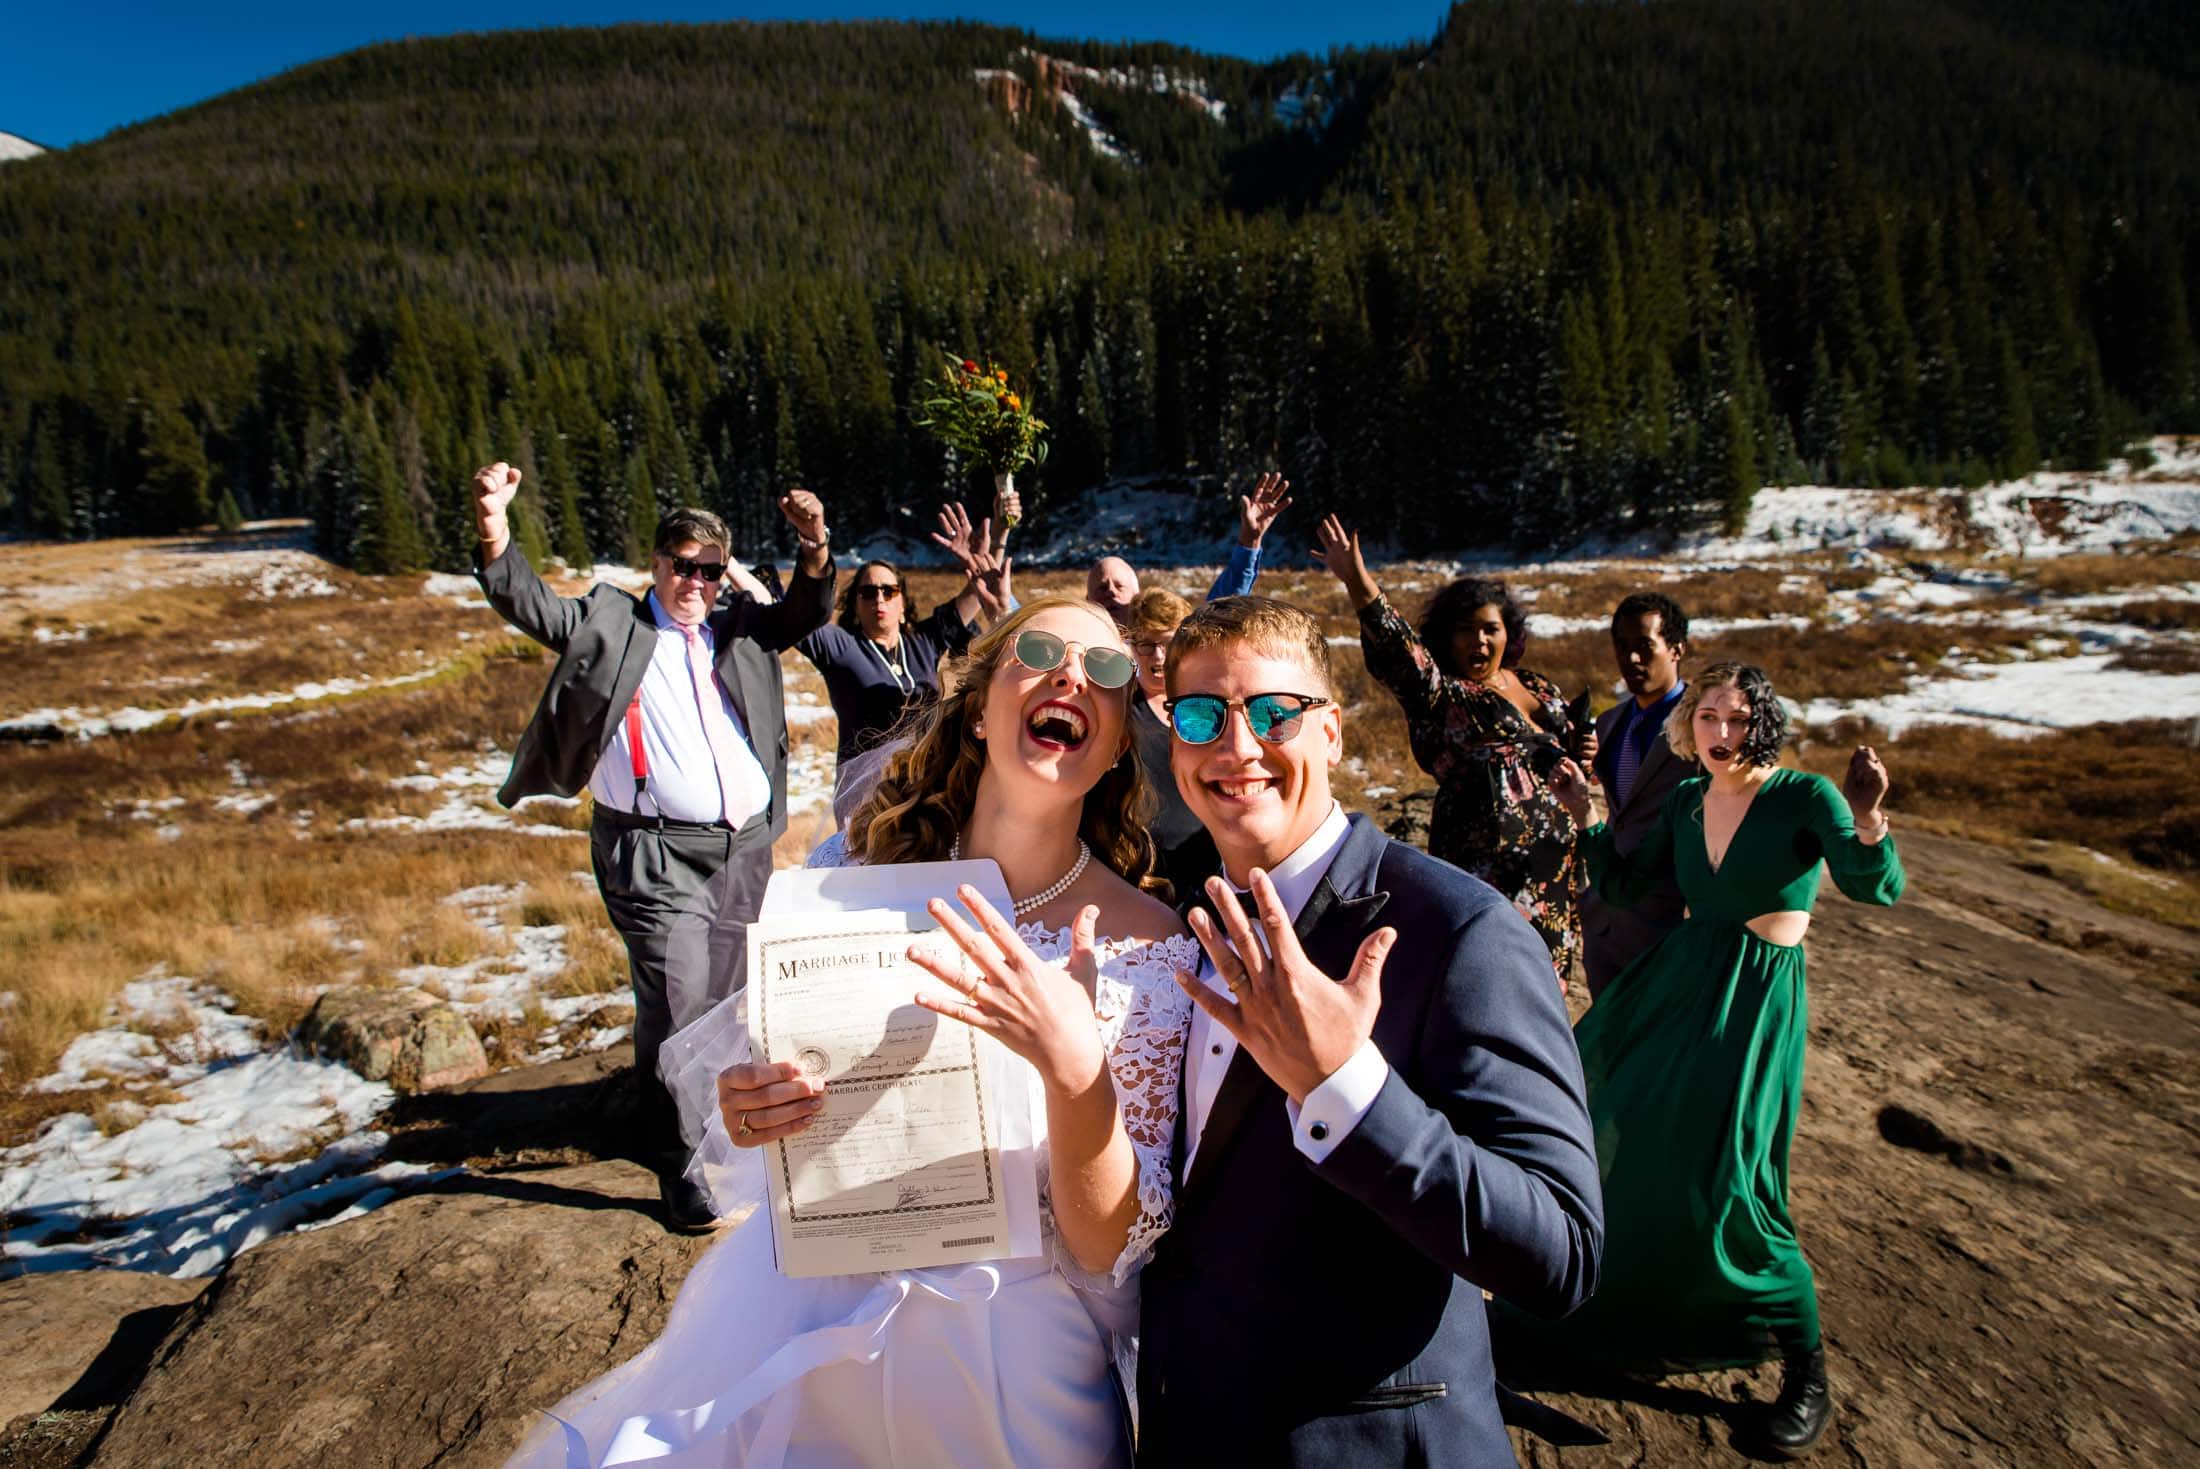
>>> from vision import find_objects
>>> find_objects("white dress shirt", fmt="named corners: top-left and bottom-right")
top-left (1183, 802), bottom-right (1389, 1173)
top-left (588, 592), bottom-right (773, 824)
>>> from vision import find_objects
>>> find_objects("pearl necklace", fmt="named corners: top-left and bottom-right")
top-left (950, 836), bottom-right (1091, 917)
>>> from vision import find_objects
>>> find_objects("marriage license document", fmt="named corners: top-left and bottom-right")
top-left (746, 887), bottom-right (1040, 1278)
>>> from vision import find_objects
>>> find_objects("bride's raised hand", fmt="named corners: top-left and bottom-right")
top-left (909, 886), bottom-right (1108, 1096)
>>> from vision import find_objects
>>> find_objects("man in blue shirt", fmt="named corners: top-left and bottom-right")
top-left (1582, 592), bottom-right (1696, 998)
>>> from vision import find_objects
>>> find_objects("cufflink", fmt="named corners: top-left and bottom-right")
top-left (1309, 1122), bottom-right (1330, 1142)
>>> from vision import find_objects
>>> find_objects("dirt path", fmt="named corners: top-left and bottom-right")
top-left (1501, 828), bottom-right (2200, 1466)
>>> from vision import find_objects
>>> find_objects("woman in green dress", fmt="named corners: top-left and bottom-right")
top-left (1530, 661), bottom-right (1901, 1460)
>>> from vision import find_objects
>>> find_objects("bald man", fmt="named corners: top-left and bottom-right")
top-left (1087, 556), bottom-right (1143, 622)
top-left (1086, 472), bottom-right (1294, 624)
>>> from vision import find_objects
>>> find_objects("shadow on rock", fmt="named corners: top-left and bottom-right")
top-left (384, 1045), bottom-right (646, 1169)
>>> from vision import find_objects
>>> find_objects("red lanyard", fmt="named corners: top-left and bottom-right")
top-left (625, 691), bottom-right (650, 799)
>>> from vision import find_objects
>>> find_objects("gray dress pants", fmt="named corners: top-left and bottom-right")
top-left (589, 807), bottom-right (772, 1162)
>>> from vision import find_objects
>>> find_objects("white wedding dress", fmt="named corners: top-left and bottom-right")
top-left (507, 832), bottom-right (1195, 1469)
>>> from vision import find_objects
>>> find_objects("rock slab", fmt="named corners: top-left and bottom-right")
top-left (296, 987), bottom-right (489, 1093)
top-left (0, 1271), bottom-right (207, 1426)
top-left (86, 1160), bottom-right (714, 1468)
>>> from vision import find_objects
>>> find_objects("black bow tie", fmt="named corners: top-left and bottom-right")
top-left (1205, 883), bottom-right (1256, 927)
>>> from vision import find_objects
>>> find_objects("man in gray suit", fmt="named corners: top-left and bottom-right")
top-left (1581, 592), bottom-right (1695, 998)
top-left (471, 463), bottom-right (834, 1228)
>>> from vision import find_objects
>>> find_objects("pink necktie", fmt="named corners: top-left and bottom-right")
top-left (683, 624), bottom-right (752, 826)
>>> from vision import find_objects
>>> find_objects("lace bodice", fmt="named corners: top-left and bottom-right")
top-left (1008, 918), bottom-right (1196, 1284)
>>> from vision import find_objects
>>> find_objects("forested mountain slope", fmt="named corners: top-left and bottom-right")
top-left (3, 0), bottom-right (2193, 567)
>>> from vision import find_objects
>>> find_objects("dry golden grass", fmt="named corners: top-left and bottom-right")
top-left (0, 542), bottom-right (515, 723)
top-left (2109, 600), bottom-right (2200, 632)
top-left (4, 528), bottom-right (2194, 1155)
top-left (1519, 564), bottom-right (1833, 623)
top-left (1791, 720), bottom-right (2200, 926)
top-left (2000, 547), bottom-right (2200, 597)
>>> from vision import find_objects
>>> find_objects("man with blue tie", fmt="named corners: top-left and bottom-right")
top-left (1581, 592), bottom-right (1696, 999)
top-left (471, 463), bottom-right (834, 1230)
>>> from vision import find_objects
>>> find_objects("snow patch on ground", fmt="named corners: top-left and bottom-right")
top-left (1563, 438), bottom-right (2200, 562)
top-left (2, 666), bottom-right (446, 741)
top-left (1797, 652), bottom-right (2200, 737)
top-left (0, 975), bottom-right (454, 1277)
top-left (784, 691), bottom-right (833, 726)
top-left (786, 742), bottom-right (837, 814)
top-left (422, 571), bottom-right (490, 606)
top-left (341, 752), bottom-right (579, 837)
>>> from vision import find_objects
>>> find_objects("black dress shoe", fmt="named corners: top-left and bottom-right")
top-left (1758, 1347), bottom-right (1833, 1458)
top-left (658, 1172), bottom-right (720, 1234)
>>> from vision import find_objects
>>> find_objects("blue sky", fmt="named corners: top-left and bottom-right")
top-left (3, 2), bottom-right (1449, 149)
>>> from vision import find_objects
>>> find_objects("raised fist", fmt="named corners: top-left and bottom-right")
top-left (779, 488), bottom-right (827, 544)
top-left (473, 462), bottom-right (521, 556)
top-left (474, 462), bottom-right (521, 517)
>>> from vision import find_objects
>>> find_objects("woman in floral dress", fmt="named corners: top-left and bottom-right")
top-left (1314, 516), bottom-right (1584, 984)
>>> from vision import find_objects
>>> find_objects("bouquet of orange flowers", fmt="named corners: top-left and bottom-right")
top-left (911, 353), bottom-right (1050, 484)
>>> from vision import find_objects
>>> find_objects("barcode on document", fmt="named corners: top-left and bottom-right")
top-left (941, 1235), bottom-right (996, 1248)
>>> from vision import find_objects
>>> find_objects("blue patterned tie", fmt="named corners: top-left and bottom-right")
top-left (1613, 710), bottom-right (1643, 810)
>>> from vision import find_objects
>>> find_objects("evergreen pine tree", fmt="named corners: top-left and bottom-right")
top-left (135, 388), bottom-right (214, 532)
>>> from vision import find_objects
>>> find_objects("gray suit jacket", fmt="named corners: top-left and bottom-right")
top-left (1139, 816), bottom-right (1602, 1467)
top-left (1580, 697), bottom-right (1695, 995)
top-left (475, 543), bottom-right (833, 838)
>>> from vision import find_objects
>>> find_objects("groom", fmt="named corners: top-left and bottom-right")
top-left (1140, 596), bottom-right (1603, 1465)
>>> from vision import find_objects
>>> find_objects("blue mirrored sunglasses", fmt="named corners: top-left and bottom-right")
top-left (1166, 692), bottom-right (1330, 745)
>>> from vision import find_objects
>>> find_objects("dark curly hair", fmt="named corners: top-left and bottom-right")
top-left (1667, 661), bottom-right (1788, 767)
top-left (835, 559), bottom-right (903, 632)
top-left (1419, 577), bottom-right (1527, 675)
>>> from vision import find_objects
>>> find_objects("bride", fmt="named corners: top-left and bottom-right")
top-left (509, 595), bottom-right (1196, 1468)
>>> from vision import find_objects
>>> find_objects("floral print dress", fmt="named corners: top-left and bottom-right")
top-left (1358, 594), bottom-right (1581, 984)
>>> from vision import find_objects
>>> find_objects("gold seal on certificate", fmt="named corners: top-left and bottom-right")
top-left (746, 899), bottom-right (1040, 1278)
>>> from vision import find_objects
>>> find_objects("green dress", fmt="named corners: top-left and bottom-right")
top-left (1510, 768), bottom-right (1903, 1371)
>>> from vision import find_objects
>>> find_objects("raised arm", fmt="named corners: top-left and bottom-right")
top-left (1812, 754), bottom-right (1905, 906)
top-left (928, 502), bottom-right (994, 631)
top-left (910, 893), bottom-right (1145, 1275)
top-left (732, 489), bottom-right (836, 652)
top-left (1314, 514), bottom-right (1449, 723)
top-left (470, 462), bottom-right (587, 650)
top-left (1208, 472), bottom-right (1291, 600)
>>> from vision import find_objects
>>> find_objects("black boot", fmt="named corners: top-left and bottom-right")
top-left (1758, 1347), bottom-right (1832, 1458)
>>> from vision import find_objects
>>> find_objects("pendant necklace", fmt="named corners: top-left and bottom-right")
top-left (868, 636), bottom-right (915, 697)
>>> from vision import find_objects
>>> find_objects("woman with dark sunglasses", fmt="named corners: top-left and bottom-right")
top-left (796, 504), bottom-right (1006, 779)
top-left (518, 596), bottom-right (1194, 1469)
top-left (1314, 515), bottom-right (1587, 988)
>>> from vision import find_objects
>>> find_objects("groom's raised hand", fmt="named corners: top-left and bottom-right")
top-left (1177, 871), bottom-right (1396, 1103)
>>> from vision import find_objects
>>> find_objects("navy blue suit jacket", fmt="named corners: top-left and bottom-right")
top-left (1138, 814), bottom-right (1602, 1466)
